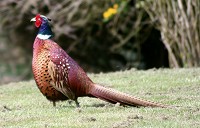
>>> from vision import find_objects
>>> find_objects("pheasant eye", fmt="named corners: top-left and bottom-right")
top-left (35, 14), bottom-right (42, 28)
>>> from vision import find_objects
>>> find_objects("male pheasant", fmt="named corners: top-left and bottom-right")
top-left (31, 14), bottom-right (168, 108)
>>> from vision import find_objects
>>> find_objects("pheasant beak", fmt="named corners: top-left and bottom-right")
top-left (30, 17), bottom-right (36, 22)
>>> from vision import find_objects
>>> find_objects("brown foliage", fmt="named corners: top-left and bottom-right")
top-left (143, 0), bottom-right (200, 67)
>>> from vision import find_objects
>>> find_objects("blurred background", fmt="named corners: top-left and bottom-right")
top-left (0, 0), bottom-right (199, 85)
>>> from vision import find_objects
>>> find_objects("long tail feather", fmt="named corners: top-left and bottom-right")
top-left (89, 84), bottom-right (169, 108)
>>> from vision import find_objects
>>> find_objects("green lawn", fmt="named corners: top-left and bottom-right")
top-left (1, 68), bottom-right (200, 128)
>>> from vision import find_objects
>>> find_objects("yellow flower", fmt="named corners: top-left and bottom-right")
top-left (108, 8), bottom-right (117, 15)
top-left (113, 4), bottom-right (118, 9)
top-left (103, 11), bottom-right (110, 19)
top-left (103, 4), bottom-right (118, 20)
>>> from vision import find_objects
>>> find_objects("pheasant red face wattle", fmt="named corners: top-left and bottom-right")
top-left (35, 14), bottom-right (42, 28)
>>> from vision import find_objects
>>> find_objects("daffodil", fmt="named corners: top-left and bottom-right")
top-left (113, 4), bottom-right (118, 9)
top-left (103, 4), bottom-right (119, 20)
top-left (103, 12), bottom-right (110, 19)
top-left (108, 8), bottom-right (117, 15)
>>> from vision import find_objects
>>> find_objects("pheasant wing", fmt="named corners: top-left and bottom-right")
top-left (48, 48), bottom-right (75, 100)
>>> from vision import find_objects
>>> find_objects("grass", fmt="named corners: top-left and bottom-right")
top-left (0, 68), bottom-right (200, 128)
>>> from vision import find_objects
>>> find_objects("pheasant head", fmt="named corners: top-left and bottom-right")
top-left (31, 14), bottom-right (53, 39)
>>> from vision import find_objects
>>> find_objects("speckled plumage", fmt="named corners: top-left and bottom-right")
top-left (32, 38), bottom-right (67, 104)
top-left (31, 14), bottom-right (170, 108)
top-left (32, 37), bottom-right (93, 106)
